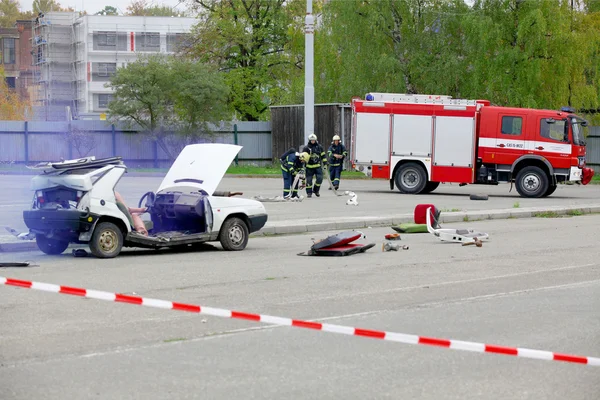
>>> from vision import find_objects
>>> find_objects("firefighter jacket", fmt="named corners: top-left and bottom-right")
top-left (327, 143), bottom-right (348, 166)
top-left (281, 153), bottom-right (304, 176)
top-left (305, 142), bottom-right (327, 169)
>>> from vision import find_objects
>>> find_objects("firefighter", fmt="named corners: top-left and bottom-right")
top-left (281, 149), bottom-right (309, 198)
top-left (304, 133), bottom-right (327, 197)
top-left (327, 135), bottom-right (348, 190)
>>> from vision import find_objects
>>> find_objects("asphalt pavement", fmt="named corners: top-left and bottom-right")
top-left (0, 216), bottom-right (599, 399)
top-left (2, 174), bottom-right (600, 234)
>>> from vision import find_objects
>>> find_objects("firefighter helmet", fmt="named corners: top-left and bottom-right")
top-left (299, 152), bottom-right (310, 163)
top-left (308, 134), bottom-right (317, 141)
top-left (332, 135), bottom-right (341, 141)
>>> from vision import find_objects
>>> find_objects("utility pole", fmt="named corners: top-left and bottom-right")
top-left (304, 0), bottom-right (315, 146)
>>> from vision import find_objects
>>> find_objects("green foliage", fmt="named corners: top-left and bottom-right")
top-left (105, 54), bottom-right (230, 158)
top-left (281, 0), bottom-right (600, 120)
top-left (33, 0), bottom-right (72, 13)
top-left (96, 5), bottom-right (118, 15)
top-left (0, 0), bottom-right (19, 27)
top-left (126, 0), bottom-right (185, 17)
top-left (188, 0), bottom-right (306, 121)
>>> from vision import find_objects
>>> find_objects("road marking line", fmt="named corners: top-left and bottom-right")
top-left (1, 276), bottom-right (598, 367)
top-left (276, 263), bottom-right (598, 305)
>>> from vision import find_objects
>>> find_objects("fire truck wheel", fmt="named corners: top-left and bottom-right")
top-left (421, 181), bottom-right (440, 194)
top-left (542, 183), bottom-right (557, 197)
top-left (395, 162), bottom-right (427, 194)
top-left (515, 166), bottom-right (549, 198)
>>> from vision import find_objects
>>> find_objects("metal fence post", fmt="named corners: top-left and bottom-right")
top-left (67, 123), bottom-right (73, 159)
top-left (111, 124), bottom-right (116, 157)
top-left (24, 121), bottom-right (29, 163)
top-left (234, 123), bottom-right (239, 166)
top-left (153, 140), bottom-right (158, 168)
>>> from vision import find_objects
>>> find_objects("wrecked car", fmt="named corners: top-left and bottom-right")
top-left (22, 144), bottom-right (268, 258)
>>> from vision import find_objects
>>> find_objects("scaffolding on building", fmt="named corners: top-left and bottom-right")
top-left (31, 11), bottom-right (79, 121)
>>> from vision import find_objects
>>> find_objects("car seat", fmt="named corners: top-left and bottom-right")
top-left (116, 200), bottom-right (153, 232)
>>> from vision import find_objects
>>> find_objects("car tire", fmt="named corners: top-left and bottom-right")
top-left (469, 194), bottom-right (489, 201)
top-left (219, 217), bottom-right (249, 251)
top-left (89, 222), bottom-right (123, 258)
top-left (36, 235), bottom-right (69, 255)
top-left (395, 162), bottom-right (427, 194)
top-left (515, 166), bottom-right (549, 198)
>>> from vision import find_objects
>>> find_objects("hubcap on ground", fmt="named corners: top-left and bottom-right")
top-left (523, 174), bottom-right (540, 192)
top-left (229, 225), bottom-right (244, 246)
top-left (402, 169), bottom-right (419, 188)
top-left (99, 229), bottom-right (118, 252)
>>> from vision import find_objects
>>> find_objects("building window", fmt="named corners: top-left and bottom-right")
top-left (5, 77), bottom-right (15, 89)
top-left (97, 32), bottom-right (117, 47)
top-left (98, 63), bottom-right (117, 77)
top-left (540, 118), bottom-right (567, 142)
top-left (3, 38), bottom-right (16, 64)
top-left (142, 32), bottom-right (160, 47)
top-left (501, 116), bottom-right (522, 136)
top-left (98, 94), bottom-right (114, 109)
top-left (167, 33), bottom-right (187, 52)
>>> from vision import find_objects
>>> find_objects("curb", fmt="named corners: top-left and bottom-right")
top-left (3, 204), bottom-right (600, 253)
top-left (250, 204), bottom-right (600, 237)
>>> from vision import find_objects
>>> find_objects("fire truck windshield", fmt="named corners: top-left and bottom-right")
top-left (570, 117), bottom-right (587, 146)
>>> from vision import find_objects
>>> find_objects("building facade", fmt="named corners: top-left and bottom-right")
top-left (32, 12), bottom-right (196, 121)
top-left (1, 20), bottom-right (34, 103)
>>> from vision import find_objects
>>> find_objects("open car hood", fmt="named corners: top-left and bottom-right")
top-left (157, 144), bottom-right (242, 195)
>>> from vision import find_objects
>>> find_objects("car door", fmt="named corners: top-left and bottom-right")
top-left (494, 114), bottom-right (526, 165)
top-left (534, 117), bottom-right (572, 169)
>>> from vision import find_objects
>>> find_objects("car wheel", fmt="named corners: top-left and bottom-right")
top-left (395, 162), bottom-right (427, 194)
top-left (89, 222), bottom-right (123, 258)
top-left (515, 166), bottom-right (549, 198)
top-left (219, 217), bottom-right (249, 251)
top-left (36, 235), bottom-right (69, 255)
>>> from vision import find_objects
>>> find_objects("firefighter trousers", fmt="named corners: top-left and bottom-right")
top-left (305, 167), bottom-right (323, 195)
top-left (329, 164), bottom-right (342, 189)
top-left (282, 170), bottom-right (299, 198)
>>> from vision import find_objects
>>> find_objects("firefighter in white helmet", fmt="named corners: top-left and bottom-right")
top-left (327, 134), bottom-right (347, 190)
top-left (303, 133), bottom-right (327, 197)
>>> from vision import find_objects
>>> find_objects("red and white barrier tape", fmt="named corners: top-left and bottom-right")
top-left (2, 275), bottom-right (599, 367)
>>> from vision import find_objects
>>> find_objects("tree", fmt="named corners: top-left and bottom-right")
top-left (0, 65), bottom-right (30, 120)
top-left (0, 0), bottom-right (19, 28)
top-left (33, 0), bottom-right (74, 13)
top-left (63, 126), bottom-right (97, 157)
top-left (187, 0), bottom-right (305, 121)
top-left (95, 5), bottom-right (118, 16)
top-left (126, 0), bottom-right (185, 16)
top-left (105, 54), bottom-right (230, 159)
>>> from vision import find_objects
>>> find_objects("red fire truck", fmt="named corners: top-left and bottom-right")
top-left (350, 92), bottom-right (594, 198)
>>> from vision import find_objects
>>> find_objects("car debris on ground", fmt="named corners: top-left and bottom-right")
top-left (382, 243), bottom-right (409, 252)
top-left (297, 231), bottom-right (375, 256)
top-left (426, 206), bottom-right (489, 246)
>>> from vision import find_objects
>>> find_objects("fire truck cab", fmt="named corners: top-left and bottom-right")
top-left (350, 92), bottom-right (594, 198)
